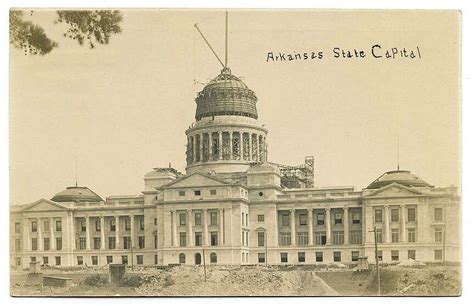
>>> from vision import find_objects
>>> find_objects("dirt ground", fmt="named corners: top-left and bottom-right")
top-left (10, 262), bottom-right (461, 297)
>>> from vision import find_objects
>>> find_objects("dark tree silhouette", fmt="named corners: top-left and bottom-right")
top-left (10, 10), bottom-right (123, 55)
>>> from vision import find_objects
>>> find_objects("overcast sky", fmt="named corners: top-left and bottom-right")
top-left (10, 9), bottom-right (460, 204)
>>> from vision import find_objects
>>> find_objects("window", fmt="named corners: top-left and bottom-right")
top-left (195, 213), bottom-right (202, 226)
top-left (95, 219), bottom-right (101, 231)
top-left (179, 213), bottom-right (186, 226)
top-left (109, 237), bottom-right (116, 249)
top-left (77, 256), bottom-right (83, 265)
top-left (195, 232), bottom-right (202, 246)
top-left (138, 236), bottom-right (145, 249)
top-left (139, 218), bottom-right (145, 231)
top-left (391, 229), bottom-right (400, 243)
top-left (258, 253), bottom-right (266, 263)
top-left (125, 218), bottom-right (131, 231)
top-left (315, 232), bottom-right (327, 245)
top-left (391, 250), bottom-right (399, 261)
top-left (210, 189), bottom-right (217, 195)
top-left (374, 209), bottom-right (383, 223)
top-left (94, 238), bottom-right (101, 250)
top-left (377, 251), bottom-right (383, 261)
top-left (123, 237), bottom-right (131, 249)
top-left (280, 252), bottom-right (288, 263)
top-left (15, 258), bottom-right (21, 266)
top-left (15, 222), bottom-right (21, 233)
top-left (122, 255), bottom-right (128, 265)
top-left (137, 255), bottom-right (143, 265)
top-left (316, 213), bottom-right (325, 225)
top-left (44, 238), bottom-right (50, 251)
top-left (350, 230), bottom-right (362, 244)
top-left (246, 214), bottom-right (249, 226)
top-left (55, 256), bottom-right (61, 266)
top-left (333, 251), bottom-right (341, 262)
top-left (55, 220), bottom-right (62, 232)
top-left (211, 231), bottom-right (218, 246)
top-left (435, 250), bottom-right (443, 261)
top-left (257, 214), bottom-right (265, 222)
top-left (375, 229), bottom-right (383, 243)
top-left (298, 252), bottom-right (306, 263)
top-left (210, 252), bottom-right (217, 263)
top-left (408, 250), bottom-right (416, 260)
top-left (299, 214), bottom-right (307, 225)
top-left (334, 213), bottom-right (343, 225)
top-left (242, 213), bottom-right (245, 225)
top-left (316, 252), bottom-right (323, 262)
top-left (31, 221), bottom-right (37, 232)
top-left (180, 232), bottom-right (187, 247)
top-left (178, 190), bottom-right (185, 196)
top-left (110, 219), bottom-right (116, 231)
top-left (246, 232), bottom-right (249, 246)
top-left (352, 251), bottom-right (360, 262)
top-left (30, 256), bottom-right (36, 263)
top-left (15, 239), bottom-right (21, 251)
top-left (92, 256), bottom-right (98, 265)
top-left (435, 227), bottom-right (443, 243)
top-left (280, 232), bottom-right (291, 246)
top-left (407, 208), bottom-right (416, 222)
top-left (210, 212), bottom-right (218, 226)
top-left (352, 212), bottom-right (361, 224)
top-left (194, 190), bottom-right (201, 196)
top-left (408, 228), bottom-right (416, 242)
top-left (282, 214), bottom-right (290, 226)
top-left (297, 232), bottom-right (309, 246)
top-left (179, 253), bottom-right (186, 264)
top-left (56, 238), bottom-right (62, 250)
top-left (79, 238), bottom-right (86, 250)
top-left (154, 235), bottom-right (158, 248)
top-left (332, 231), bottom-right (344, 245)
top-left (434, 208), bottom-right (443, 222)
top-left (107, 256), bottom-right (113, 264)
top-left (154, 218), bottom-right (157, 225)
top-left (31, 238), bottom-right (38, 251)
top-left (391, 208), bottom-right (399, 222)
top-left (80, 221), bottom-right (86, 232)
top-left (43, 220), bottom-right (50, 232)
top-left (258, 232), bottom-right (265, 247)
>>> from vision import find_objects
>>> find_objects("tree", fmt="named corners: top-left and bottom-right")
top-left (9, 10), bottom-right (123, 55)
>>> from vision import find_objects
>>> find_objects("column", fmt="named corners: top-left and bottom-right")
top-left (218, 132), bottom-right (223, 160)
top-left (115, 216), bottom-right (120, 249)
top-left (193, 135), bottom-right (197, 163)
top-left (187, 209), bottom-right (193, 247)
top-left (171, 211), bottom-right (177, 246)
top-left (275, 209), bottom-right (279, 246)
top-left (70, 214), bottom-right (76, 251)
top-left (308, 208), bottom-right (314, 246)
top-left (344, 207), bottom-right (350, 245)
top-left (100, 216), bottom-right (106, 250)
top-left (239, 132), bottom-right (244, 160)
top-left (325, 208), bottom-right (332, 245)
top-left (199, 133), bottom-right (204, 162)
top-left (50, 218), bottom-right (55, 250)
top-left (85, 216), bottom-right (91, 250)
top-left (130, 214), bottom-right (135, 248)
top-left (290, 209), bottom-right (296, 245)
top-left (364, 205), bottom-right (374, 244)
top-left (249, 134), bottom-right (254, 161)
top-left (23, 221), bottom-right (30, 251)
top-left (37, 218), bottom-right (43, 251)
top-left (203, 209), bottom-right (209, 246)
top-left (384, 205), bottom-right (390, 243)
top-left (219, 209), bottom-right (225, 245)
top-left (400, 205), bottom-right (406, 242)
top-left (256, 135), bottom-right (260, 162)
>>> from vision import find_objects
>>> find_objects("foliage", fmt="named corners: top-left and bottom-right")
top-left (84, 273), bottom-right (109, 287)
top-left (9, 11), bottom-right (58, 55)
top-left (9, 9), bottom-right (123, 55)
top-left (119, 274), bottom-right (144, 288)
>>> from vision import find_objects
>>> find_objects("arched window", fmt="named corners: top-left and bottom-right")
top-left (210, 252), bottom-right (217, 264)
top-left (179, 253), bottom-right (186, 264)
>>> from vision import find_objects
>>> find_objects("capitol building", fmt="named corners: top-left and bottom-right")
top-left (10, 66), bottom-right (460, 268)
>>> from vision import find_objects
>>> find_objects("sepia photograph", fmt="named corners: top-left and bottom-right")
top-left (8, 8), bottom-right (461, 297)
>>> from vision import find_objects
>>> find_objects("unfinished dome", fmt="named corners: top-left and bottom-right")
top-left (195, 67), bottom-right (258, 120)
top-left (367, 170), bottom-right (433, 189)
top-left (51, 186), bottom-right (103, 203)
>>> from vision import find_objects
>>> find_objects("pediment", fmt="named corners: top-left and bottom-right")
top-left (22, 198), bottom-right (69, 211)
top-left (163, 173), bottom-right (229, 188)
top-left (365, 183), bottom-right (422, 198)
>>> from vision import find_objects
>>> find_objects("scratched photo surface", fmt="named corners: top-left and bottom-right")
top-left (9, 9), bottom-right (461, 296)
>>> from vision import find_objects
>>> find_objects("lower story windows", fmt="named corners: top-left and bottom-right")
top-left (280, 252), bottom-right (288, 263)
top-left (15, 257), bottom-right (21, 266)
top-left (351, 251), bottom-right (359, 262)
top-left (123, 237), bottom-right (131, 249)
top-left (315, 232), bottom-right (326, 246)
top-left (435, 250), bottom-right (443, 261)
top-left (122, 255), bottom-right (128, 265)
top-left (350, 231), bottom-right (362, 244)
top-left (333, 251), bottom-right (341, 262)
top-left (297, 232), bottom-right (308, 246)
top-left (43, 256), bottom-right (49, 265)
top-left (391, 250), bottom-right (399, 261)
top-left (77, 256), bottom-right (83, 265)
top-left (315, 252), bottom-right (323, 262)
top-left (92, 256), bottom-right (98, 265)
top-left (280, 232), bottom-right (291, 246)
top-left (332, 231), bottom-right (344, 245)
top-left (179, 253), bottom-right (186, 264)
top-left (408, 228), bottom-right (416, 243)
top-left (377, 251), bottom-right (383, 262)
top-left (408, 250), bottom-right (416, 260)
top-left (258, 253), bottom-right (266, 263)
top-left (109, 237), bottom-right (116, 249)
top-left (210, 252), bottom-right (217, 264)
top-left (180, 232), bottom-right (187, 247)
top-left (136, 255), bottom-right (144, 265)
top-left (107, 256), bottom-right (113, 264)
top-left (298, 252), bottom-right (305, 263)
top-left (55, 256), bottom-right (61, 266)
